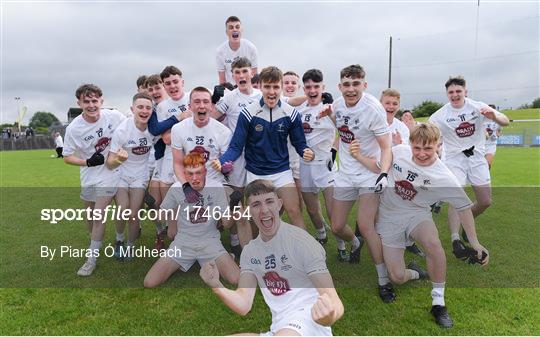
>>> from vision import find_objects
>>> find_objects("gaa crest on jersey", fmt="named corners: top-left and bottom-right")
top-left (190, 146), bottom-right (210, 162)
top-left (338, 125), bottom-right (355, 144)
top-left (394, 180), bottom-right (417, 201)
top-left (255, 124), bottom-right (263, 132)
top-left (302, 122), bottom-right (313, 134)
top-left (455, 122), bottom-right (475, 138)
top-left (94, 137), bottom-right (111, 153)
top-left (262, 271), bottom-right (290, 296)
top-left (132, 146), bottom-right (151, 155)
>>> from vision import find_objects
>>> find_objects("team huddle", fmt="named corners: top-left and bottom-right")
top-left (62, 16), bottom-right (509, 335)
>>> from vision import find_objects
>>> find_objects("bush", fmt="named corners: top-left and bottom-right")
top-left (412, 100), bottom-right (444, 118)
top-left (532, 98), bottom-right (540, 109)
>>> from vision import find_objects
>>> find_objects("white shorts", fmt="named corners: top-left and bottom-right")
top-left (299, 161), bottom-right (334, 193)
top-left (151, 158), bottom-right (162, 181)
top-left (118, 174), bottom-right (149, 189)
top-left (167, 235), bottom-right (228, 272)
top-left (333, 170), bottom-right (377, 201)
top-left (262, 305), bottom-right (332, 336)
top-left (444, 152), bottom-right (491, 186)
top-left (376, 211), bottom-right (432, 249)
top-left (80, 182), bottom-right (118, 202)
top-left (485, 143), bottom-right (497, 155)
top-left (247, 170), bottom-right (294, 189)
top-left (227, 153), bottom-right (247, 188)
top-left (159, 155), bottom-right (176, 185)
top-left (290, 155), bottom-right (300, 180)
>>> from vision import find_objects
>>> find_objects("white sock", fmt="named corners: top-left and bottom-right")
top-left (351, 236), bottom-right (361, 250)
top-left (230, 234), bottom-right (240, 246)
top-left (408, 269), bottom-right (420, 280)
top-left (316, 227), bottom-right (327, 239)
top-left (116, 232), bottom-right (125, 242)
top-left (431, 282), bottom-right (446, 306)
top-left (88, 240), bottom-right (102, 263)
top-left (336, 238), bottom-right (346, 250)
top-left (451, 233), bottom-right (460, 242)
top-left (375, 263), bottom-right (390, 286)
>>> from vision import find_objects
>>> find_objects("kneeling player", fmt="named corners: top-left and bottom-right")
top-left (372, 123), bottom-right (489, 328)
top-left (143, 153), bottom-right (239, 287)
top-left (200, 179), bottom-right (344, 336)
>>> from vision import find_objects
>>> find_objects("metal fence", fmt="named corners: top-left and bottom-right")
top-left (0, 135), bottom-right (55, 151)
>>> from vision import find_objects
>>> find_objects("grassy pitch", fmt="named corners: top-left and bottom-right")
top-left (0, 147), bottom-right (539, 335)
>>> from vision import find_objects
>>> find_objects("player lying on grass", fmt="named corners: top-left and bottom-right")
top-left (63, 84), bottom-right (126, 276)
top-left (200, 179), bottom-right (344, 336)
top-left (428, 76), bottom-right (508, 261)
top-left (106, 93), bottom-right (157, 260)
top-left (354, 123), bottom-right (489, 328)
top-left (144, 152), bottom-right (239, 288)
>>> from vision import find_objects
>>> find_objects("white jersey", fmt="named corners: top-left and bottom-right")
top-left (298, 102), bottom-right (336, 164)
top-left (240, 222), bottom-right (329, 330)
top-left (109, 117), bottom-right (157, 179)
top-left (484, 120), bottom-right (501, 146)
top-left (216, 88), bottom-right (262, 131)
top-left (388, 117), bottom-right (410, 146)
top-left (428, 98), bottom-right (504, 156)
top-left (333, 93), bottom-right (390, 175)
top-left (161, 178), bottom-right (228, 240)
top-left (63, 109), bottom-right (125, 186)
top-left (381, 144), bottom-right (472, 215)
top-left (171, 118), bottom-right (232, 183)
top-left (156, 94), bottom-right (190, 160)
top-left (55, 135), bottom-right (63, 148)
top-left (216, 39), bottom-right (258, 84)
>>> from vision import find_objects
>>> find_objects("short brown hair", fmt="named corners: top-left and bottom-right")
top-left (75, 84), bottom-right (102, 99)
top-left (259, 66), bottom-right (282, 84)
top-left (132, 92), bottom-right (153, 104)
top-left (160, 66), bottom-right (182, 80)
top-left (381, 88), bottom-right (401, 100)
top-left (226, 16), bottom-right (240, 25)
top-left (445, 76), bottom-right (466, 89)
top-left (232, 57), bottom-right (252, 70)
top-left (245, 179), bottom-right (277, 203)
top-left (409, 123), bottom-right (441, 145)
top-left (340, 64), bottom-right (365, 80)
top-left (283, 71), bottom-right (299, 78)
top-left (145, 74), bottom-right (163, 87)
top-left (189, 86), bottom-right (212, 101)
top-left (136, 75), bottom-right (148, 88)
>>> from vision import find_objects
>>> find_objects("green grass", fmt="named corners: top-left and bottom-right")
top-left (1, 149), bottom-right (539, 335)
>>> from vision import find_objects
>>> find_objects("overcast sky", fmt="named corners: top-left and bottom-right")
top-left (1, 0), bottom-right (538, 124)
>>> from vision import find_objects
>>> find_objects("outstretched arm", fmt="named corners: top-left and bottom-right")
top-left (200, 262), bottom-right (257, 316)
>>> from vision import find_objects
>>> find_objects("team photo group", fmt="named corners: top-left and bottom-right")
top-left (61, 16), bottom-right (510, 335)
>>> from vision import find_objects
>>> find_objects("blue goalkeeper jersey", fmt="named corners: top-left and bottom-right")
top-left (220, 98), bottom-right (308, 176)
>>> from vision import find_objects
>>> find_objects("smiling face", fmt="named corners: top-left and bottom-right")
top-left (338, 77), bottom-right (366, 107)
top-left (226, 20), bottom-right (242, 43)
top-left (77, 92), bottom-right (103, 122)
top-left (163, 74), bottom-right (185, 100)
top-left (131, 98), bottom-right (153, 124)
top-left (147, 83), bottom-right (168, 104)
top-left (233, 66), bottom-right (252, 92)
top-left (189, 90), bottom-right (212, 128)
top-left (247, 191), bottom-right (282, 241)
top-left (411, 140), bottom-right (439, 166)
top-left (446, 84), bottom-right (467, 109)
top-left (261, 80), bottom-right (282, 109)
top-left (303, 79), bottom-right (324, 106)
top-left (283, 74), bottom-right (300, 97)
top-left (381, 95), bottom-right (400, 117)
